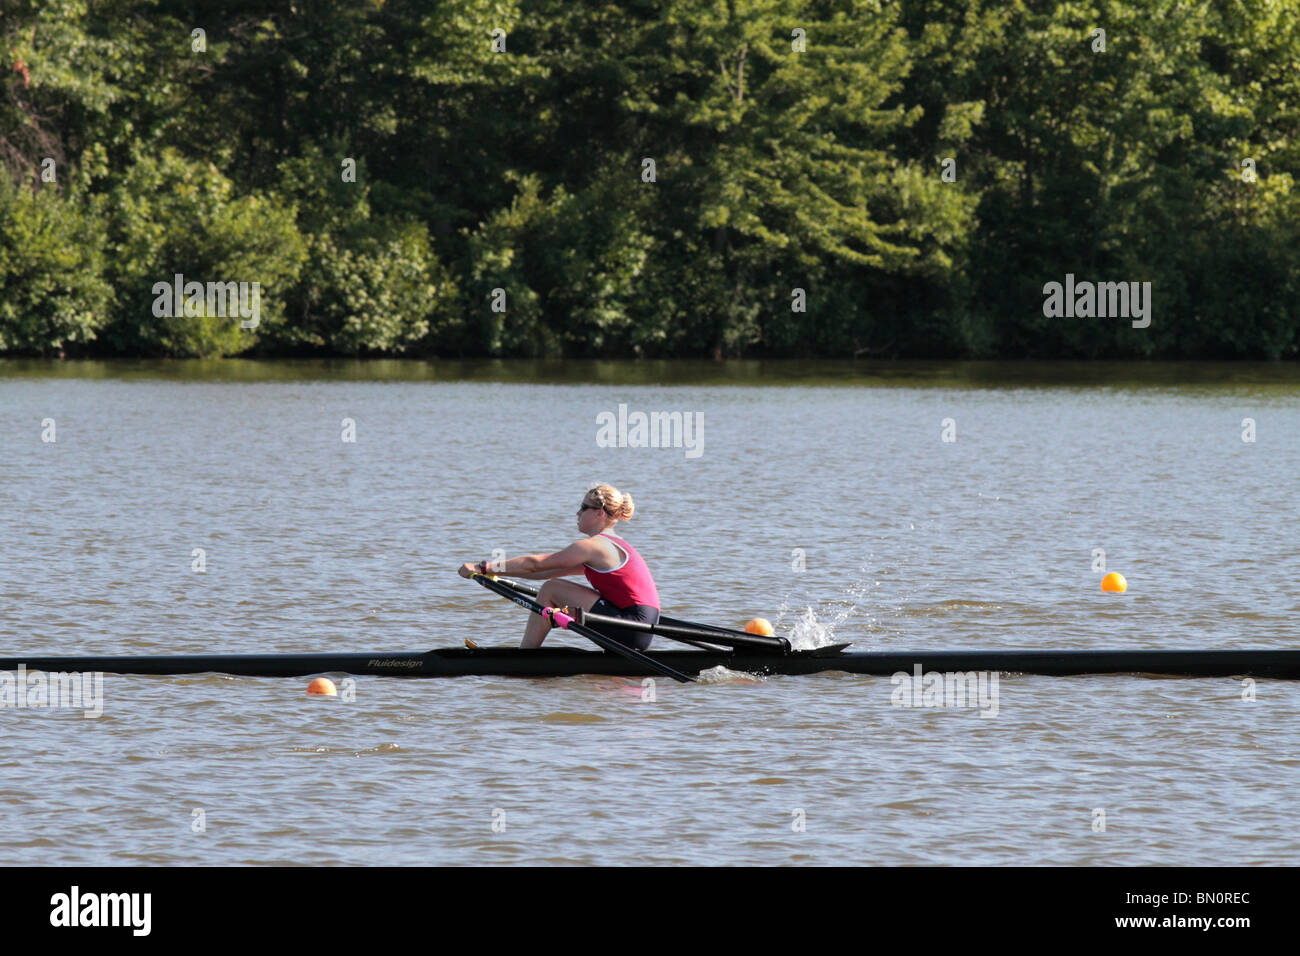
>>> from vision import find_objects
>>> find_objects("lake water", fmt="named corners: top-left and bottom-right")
top-left (1, 359), bottom-right (1297, 865)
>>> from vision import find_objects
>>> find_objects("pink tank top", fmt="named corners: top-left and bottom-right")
top-left (583, 533), bottom-right (660, 610)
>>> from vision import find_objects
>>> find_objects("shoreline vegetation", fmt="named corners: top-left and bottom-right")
top-left (2, 2), bottom-right (1297, 361)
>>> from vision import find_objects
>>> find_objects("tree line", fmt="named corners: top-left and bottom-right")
top-left (1, 0), bottom-right (1296, 360)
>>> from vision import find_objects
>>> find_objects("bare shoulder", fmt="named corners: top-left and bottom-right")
top-left (578, 534), bottom-right (620, 568)
top-left (580, 534), bottom-right (618, 554)
top-left (559, 536), bottom-right (609, 559)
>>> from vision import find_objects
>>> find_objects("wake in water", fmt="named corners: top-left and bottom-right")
top-left (695, 665), bottom-right (765, 684)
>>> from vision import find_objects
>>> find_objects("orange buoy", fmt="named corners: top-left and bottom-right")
top-left (306, 677), bottom-right (338, 696)
top-left (1101, 572), bottom-right (1128, 593)
top-left (744, 617), bottom-right (775, 636)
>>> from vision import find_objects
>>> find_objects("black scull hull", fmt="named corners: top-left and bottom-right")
top-left (1, 646), bottom-right (1298, 679)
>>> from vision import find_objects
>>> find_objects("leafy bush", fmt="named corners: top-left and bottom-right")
top-left (102, 149), bottom-right (306, 357)
top-left (0, 177), bottom-right (111, 353)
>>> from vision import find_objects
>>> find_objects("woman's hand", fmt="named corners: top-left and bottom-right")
top-left (458, 562), bottom-right (479, 578)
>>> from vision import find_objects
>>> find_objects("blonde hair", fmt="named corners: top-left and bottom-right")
top-left (583, 483), bottom-right (635, 522)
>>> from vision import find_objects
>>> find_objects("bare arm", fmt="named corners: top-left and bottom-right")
top-left (494, 538), bottom-right (610, 580)
top-left (537, 564), bottom-right (589, 579)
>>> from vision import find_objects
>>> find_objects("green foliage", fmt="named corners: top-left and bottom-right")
top-left (0, 178), bottom-right (111, 352)
top-left (929, 0), bottom-right (1300, 358)
top-left (0, 0), bottom-right (1296, 359)
top-left (267, 147), bottom-right (460, 354)
top-left (102, 149), bottom-right (306, 357)
top-left (288, 221), bottom-right (458, 354)
top-left (463, 173), bottom-right (656, 356)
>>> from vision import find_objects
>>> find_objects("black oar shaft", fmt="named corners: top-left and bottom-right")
top-left (493, 576), bottom-right (789, 652)
top-left (471, 574), bottom-right (696, 683)
top-left (581, 610), bottom-right (778, 651)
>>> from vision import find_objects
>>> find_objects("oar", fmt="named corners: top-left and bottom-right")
top-left (567, 610), bottom-right (732, 652)
top-left (471, 576), bottom-right (730, 651)
top-left (490, 576), bottom-right (789, 652)
top-left (495, 575), bottom-right (785, 650)
top-left (573, 607), bottom-right (777, 652)
top-left (470, 573), bottom-right (696, 684)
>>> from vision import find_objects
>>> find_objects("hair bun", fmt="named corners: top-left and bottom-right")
top-left (586, 483), bottom-right (635, 521)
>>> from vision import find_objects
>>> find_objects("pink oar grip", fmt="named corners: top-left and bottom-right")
top-left (546, 607), bottom-right (575, 629)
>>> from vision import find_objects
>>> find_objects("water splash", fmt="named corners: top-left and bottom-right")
top-left (696, 665), bottom-right (765, 684)
top-left (773, 576), bottom-right (890, 649)
top-left (782, 606), bottom-right (849, 649)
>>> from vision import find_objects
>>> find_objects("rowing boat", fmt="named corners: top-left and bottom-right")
top-left (2, 646), bottom-right (1298, 679)
top-left (7, 575), bottom-right (1293, 681)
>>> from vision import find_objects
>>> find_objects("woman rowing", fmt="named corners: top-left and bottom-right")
top-left (457, 484), bottom-right (661, 650)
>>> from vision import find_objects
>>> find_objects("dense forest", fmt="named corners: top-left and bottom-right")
top-left (1, 0), bottom-right (1296, 359)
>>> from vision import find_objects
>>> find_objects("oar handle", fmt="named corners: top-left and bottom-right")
top-left (544, 606), bottom-right (577, 628)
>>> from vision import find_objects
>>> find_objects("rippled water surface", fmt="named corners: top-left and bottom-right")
top-left (1, 359), bottom-right (1297, 865)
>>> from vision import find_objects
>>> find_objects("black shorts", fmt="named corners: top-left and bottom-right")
top-left (589, 599), bottom-right (660, 652)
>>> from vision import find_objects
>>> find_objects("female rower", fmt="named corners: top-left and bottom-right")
top-left (457, 484), bottom-right (661, 650)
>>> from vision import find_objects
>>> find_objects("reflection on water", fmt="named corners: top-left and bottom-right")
top-left (3, 356), bottom-right (1299, 389)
